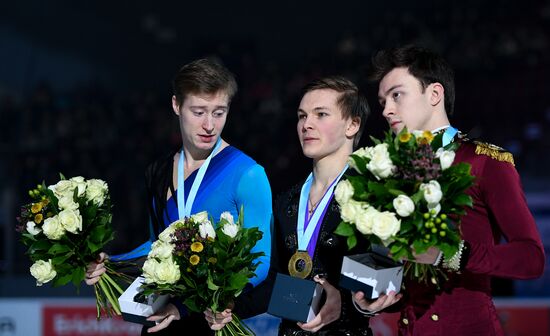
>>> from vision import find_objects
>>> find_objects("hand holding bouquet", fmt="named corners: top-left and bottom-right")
top-left (16, 175), bottom-right (132, 318)
top-left (335, 129), bottom-right (475, 283)
top-left (140, 209), bottom-right (264, 336)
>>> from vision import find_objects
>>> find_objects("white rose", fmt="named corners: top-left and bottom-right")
top-left (58, 195), bottom-right (79, 210)
top-left (48, 180), bottom-right (75, 199)
top-left (371, 211), bottom-right (401, 244)
top-left (393, 195), bottom-right (415, 217)
top-left (58, 209), bottom-right (83, 234)
top-left (352, 147), bottom-right (369, 159)
top-left (199, 220), bottom-right (216, 239)
top-left (436, 148), bottom-right (456, 170)
top-left (427, 203), bottom-right (441, 216)
top-left (355, 206), bottom-right (378, 235)
top-left (69, 176), bottom-right (87, 197)
top-left (85, 179), bottom-right (108, 206)
top-left (363, 146), bottom-right (376, 159)
top-left (42, 216), bottom-right (65, 240)
top-left (143, 258), bottom-right (180, 285)
top-left (420, 180), bottom-right (443, 204)
top-left (191, 211), bottom-right (209, 223)
top-left (30, 259), bottom-right (57, 286)
top-left (219, 211), bottom-right (235, 225)
top-left (221, 223), bottom-right (239, 238)
top-left (334, 180), bottom-right (354, 205)
top-left (366, 143), bottom-right (395, 179)
top-left (340, 199), bottom-right (365, 224)
top-left (150, 240), bottom-right (174, 259)
top-left (26, 221), bottom-right (41, 235)
top-left (158, 222), bottom-right (179, 243)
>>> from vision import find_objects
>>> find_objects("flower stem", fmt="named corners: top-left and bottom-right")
top-left (98, 277), bottom-right (121, 315)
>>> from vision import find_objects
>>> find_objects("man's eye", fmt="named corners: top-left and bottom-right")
top-left (213, 110), bottom-right (226, 117)
top-left (392, 92), bottom-right (401, 100)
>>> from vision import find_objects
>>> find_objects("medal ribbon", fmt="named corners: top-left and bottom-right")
top-left (177, 138), bottom-right (222, 218)
top-left (297, 165), bottom-right (348, 255)
top-left (442, 126), bottom-right (458, 147)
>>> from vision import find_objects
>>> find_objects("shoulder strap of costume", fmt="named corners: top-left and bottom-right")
top-left (473, 140), bottom-right (515, 166)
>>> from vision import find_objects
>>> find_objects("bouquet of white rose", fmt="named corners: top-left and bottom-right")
top-left (16, 175), bottom-right (132, 318)
top-left (139, 210), bottom-right (264, 336)
top-left (335, 129), bottom-right (475, 283)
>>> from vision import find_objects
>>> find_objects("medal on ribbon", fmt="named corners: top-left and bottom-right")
top-left (288, 165), bottom-right (348, 279)
top-left (288, 250), bottom-right (313, 279)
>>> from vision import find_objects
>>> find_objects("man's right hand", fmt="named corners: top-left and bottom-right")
top-left (352, 290), bottom-right (402, 313)
top-left (204, 308), bottom-right (233, 331)
top-left (85, 252), bottom-right (108, 285)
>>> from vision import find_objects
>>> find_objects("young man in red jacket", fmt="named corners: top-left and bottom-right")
top-left (353, 45), bottom-right (545, 336)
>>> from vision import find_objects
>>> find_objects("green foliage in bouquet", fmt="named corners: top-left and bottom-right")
top-left (140, 208), bottom-right (264, 335)
top-left (16, 175), bottom-right (132, 318)
top-left (334, 129), bottom-right (475, 282)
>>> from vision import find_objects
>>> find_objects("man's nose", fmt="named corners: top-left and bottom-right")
top-left (203, 115), bottom-right (214, 132)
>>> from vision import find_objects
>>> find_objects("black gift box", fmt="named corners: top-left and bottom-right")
top-left (267, 273), bottom-right (323, 323)
top-left (339, 252), bottom-right (403, 299)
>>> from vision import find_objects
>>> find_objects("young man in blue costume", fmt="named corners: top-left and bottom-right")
top-left (85, 58), bottom-right (272, 334)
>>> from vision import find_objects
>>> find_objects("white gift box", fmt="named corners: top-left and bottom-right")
top-left (118, 276), bottom-right (169, 326)
top-left (339, 252), bottom-right (403, 299)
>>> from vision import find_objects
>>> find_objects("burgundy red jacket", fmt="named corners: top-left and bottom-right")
top-left (397, 138), bottom-right (545, 336)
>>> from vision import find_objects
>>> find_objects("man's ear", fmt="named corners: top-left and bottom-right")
top-left (346, 116), bottom-right (361, 138)
top-left (429, 83), bottom-right (445, 107)
top-left (172, 95), bottom-right (181, 116)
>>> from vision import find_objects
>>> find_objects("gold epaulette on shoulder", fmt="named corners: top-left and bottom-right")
top-left (473, 141), bottom-right (515, 166)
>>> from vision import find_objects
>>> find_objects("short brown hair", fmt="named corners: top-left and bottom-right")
top-left (370, 45), bottom-right (455, 115)
top-left (302, 76), bottom-right (370, 148)
top-left (172, 58), bottom-right (238, 106)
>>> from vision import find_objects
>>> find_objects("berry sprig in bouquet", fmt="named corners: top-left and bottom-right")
top-left (16, 175), bottom-right (132, 318)
top-left (335, 129), bottom-right (475, 282)
top-left (140, 210), bottom-right (264, 336)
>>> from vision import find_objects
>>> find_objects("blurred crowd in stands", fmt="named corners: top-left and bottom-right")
top-left (1, 0), bottom-right (549, 276)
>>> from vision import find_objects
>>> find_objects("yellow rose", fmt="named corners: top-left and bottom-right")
top-left (34, 213), bottom-right (43, 224)
top-left (191, 242), bottom-right (204, 253)
top-left (31, 203), bottom-right (43, 214)
top-left (399, 132), bottom-right (412, 143)
top-left (189, 255), bottom-right (200, 266)
top-left (422, 130), bottom-right (434, 142)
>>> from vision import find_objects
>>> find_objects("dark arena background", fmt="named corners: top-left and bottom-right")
top-left (1, 0), bottom-right (549, 335)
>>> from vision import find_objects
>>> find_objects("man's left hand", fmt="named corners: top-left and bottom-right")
top-left (297, 275), bottom-right (341, 333)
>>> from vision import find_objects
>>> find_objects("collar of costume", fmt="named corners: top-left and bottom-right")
top-left (177, 138), bottom-right (222, 218)
top-left (297, 165), bottom-right (348, 255)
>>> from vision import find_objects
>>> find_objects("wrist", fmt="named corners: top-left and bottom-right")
top-left (352, 298), bottom-right (379, 317)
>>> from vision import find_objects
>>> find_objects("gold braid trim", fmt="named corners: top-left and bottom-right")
top-left (474, 141), bottom-right (515, 166)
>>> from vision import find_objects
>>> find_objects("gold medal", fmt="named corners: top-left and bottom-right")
top-left (288, 250), bottom-right (312, 279)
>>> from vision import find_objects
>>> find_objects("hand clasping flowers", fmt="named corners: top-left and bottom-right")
top-left (335, 129), bottom-right (475, 283)
top-left (16, 175), bottom-right (132, 318)
top-left (140, 209), bottom-right (264, 336)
